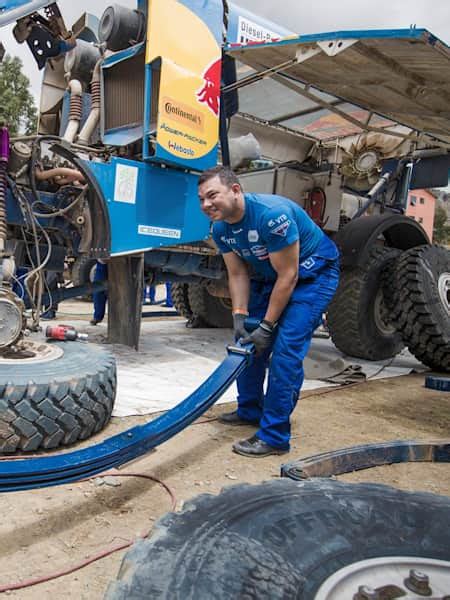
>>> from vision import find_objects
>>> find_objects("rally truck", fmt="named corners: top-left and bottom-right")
top-left (0, 0), bottom-right (448, 453)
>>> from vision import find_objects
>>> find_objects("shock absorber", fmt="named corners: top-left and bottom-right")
top-left (0, 127), bottom-right (10, 257)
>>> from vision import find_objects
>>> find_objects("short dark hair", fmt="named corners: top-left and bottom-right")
top-left (198, 166), bottom-right (241, 189)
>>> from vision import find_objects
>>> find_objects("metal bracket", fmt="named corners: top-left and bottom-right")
top-left (317, 38), bottom-right (357, 56)
top-left (295, 45), bottom-right (322, 64)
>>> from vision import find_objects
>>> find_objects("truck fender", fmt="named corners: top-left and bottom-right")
top-left (334, 213), bottom-right (429, 269)
top-left (50, 142), bottom-right (111, 258)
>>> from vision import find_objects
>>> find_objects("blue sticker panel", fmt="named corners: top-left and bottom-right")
top-left (81, 157), bottom-right (210, 255)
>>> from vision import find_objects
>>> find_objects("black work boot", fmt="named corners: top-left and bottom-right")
top-left (232, 435), bottom-right (288, 458)
top-left (218, 411), bottom-right (259, 426)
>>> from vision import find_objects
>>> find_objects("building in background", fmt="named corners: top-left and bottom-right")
top-left (406, 189), bottom-right (436, 240)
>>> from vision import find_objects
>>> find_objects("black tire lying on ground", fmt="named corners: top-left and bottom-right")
top-left (327, 245), bottom-right (404, 360)
top-left (0, 341), bottom-right (116, 453)
top-left (188, 282), bottom-right (232, 328)
top-left (170, 283), bottom-right (192, 319)
top-left (390, 245), bottom-right (450, 372)
top-left (105, 479), bottom-right (450, 599)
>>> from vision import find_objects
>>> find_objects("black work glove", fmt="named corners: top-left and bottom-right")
top-left (233, 313), bottom-right (248, 342)
top-left (240, 320), bottom-right (275, 355)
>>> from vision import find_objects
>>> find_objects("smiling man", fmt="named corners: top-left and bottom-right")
top-left (198, 166), bottom-right (340, 457)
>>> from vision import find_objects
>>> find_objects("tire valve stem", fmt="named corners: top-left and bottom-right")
top-left (404, 569), bottom-right (432, 596)
top-left (0, 126), bottom-right (10, 258)
top-left (45, 325), bottom-right (88, 342)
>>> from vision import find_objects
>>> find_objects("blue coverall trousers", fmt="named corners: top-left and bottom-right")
top-left (93, 261), bottom-right (108, 322)
top-left (236, 242), bottom-right (340, 450)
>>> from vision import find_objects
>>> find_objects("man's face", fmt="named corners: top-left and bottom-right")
top-left (198, 176), bottom-right (240, 222)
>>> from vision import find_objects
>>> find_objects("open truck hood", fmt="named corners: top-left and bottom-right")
top-left (226, 28), bottom-right (450, 146)
top-left (0, 0), bottom-right (53, 26)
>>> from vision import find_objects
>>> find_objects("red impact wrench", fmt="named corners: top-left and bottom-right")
top-left (45, 325), bottom-right (88, 341)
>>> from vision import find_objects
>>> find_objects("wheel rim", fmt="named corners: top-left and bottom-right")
top-left (315, 556), bottom-right (450, 599)
top-left (374, 288), bottom-right (396, 336)
top-left (0, 340), bottom-right (63, 364)
top-left (438, 272), bottom-right (450, 313)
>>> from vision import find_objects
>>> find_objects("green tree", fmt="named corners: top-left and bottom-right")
top-left (433, 202), bottom-right (450, 244)
top-left (0, 54), bottom-right (37, 136)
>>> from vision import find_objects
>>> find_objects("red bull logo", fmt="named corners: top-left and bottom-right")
top-left (197, 58), bottom-right (221, 116)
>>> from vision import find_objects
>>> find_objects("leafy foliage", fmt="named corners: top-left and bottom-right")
top-left (0, 54), bottom-right (37, 135)
top-left (433, 202), bottom-right (450, 244)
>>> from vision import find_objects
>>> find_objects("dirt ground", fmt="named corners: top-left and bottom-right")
top-left (0, 303), bottom-right (449, 598)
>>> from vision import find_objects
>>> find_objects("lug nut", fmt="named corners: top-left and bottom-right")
top-left (354, 586), bottom-right (380, 600)
top-left (404, 569), bottom-right (432, 596)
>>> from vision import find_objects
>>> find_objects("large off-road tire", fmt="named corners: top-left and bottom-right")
top-left (328, 245), bottom-right (404, 360)
top-left (187, 282), bottom-right (232, 328)
top-left (170, 283), bottom-right (192, 319)
top-left (390, 245), bottom-right (449, 372)
top-left (71, 256), bottom-right (97, 301)
top-left (0, 340), bottom-right (116, 453)
top-left (105, 479), bottom-right (450, 599)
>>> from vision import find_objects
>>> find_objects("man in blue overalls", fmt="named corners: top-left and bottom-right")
top-left (198, 166), bottom-right (340, 458)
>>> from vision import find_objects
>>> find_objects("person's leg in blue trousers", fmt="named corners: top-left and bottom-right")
top-left (236, 281), bottom-right (272, 423)
top-left (165, 283), bottom-right (173, 307)
top-left (92, 261), bottom-right (108, 323)
top-left (257, 264), bottom-right (340, 449)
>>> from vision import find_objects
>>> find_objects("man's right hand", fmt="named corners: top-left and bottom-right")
top-left (233, 313), bottom-right (248, 342)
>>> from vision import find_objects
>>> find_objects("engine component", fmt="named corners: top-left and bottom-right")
top-left (99, 4), bottom-right (146, 51)
top-left (62, 79), bottom-right (83, 143)
top-left (0, 288), bottom-right (24, 349)
top-left (63, 39), bottom-right (101, 86)
top-left (0, 127), bottom-right (10, 257)
top-left (340, 133), bottom-right (406, 192)
top-left (8, 141), bottom-right (31, 176)
top-left (77, 58), bottom-right (102, 145)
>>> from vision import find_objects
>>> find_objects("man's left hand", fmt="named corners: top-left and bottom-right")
top-left (240, 322), bottom-right (275, 354)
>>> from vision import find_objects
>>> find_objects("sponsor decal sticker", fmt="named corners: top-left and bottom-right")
top-left (237, 16), bottom-right (280, 44)
top-left (139, 225), bottom-right (181, 239)
top-left (197, 59), bottom-right (221, 116)
top-left (163, 97), bottom-right (204, 132)
top-left (248, 230), bottom-right (259, 242)
top-left (114, 164), bottom-right (138, 204)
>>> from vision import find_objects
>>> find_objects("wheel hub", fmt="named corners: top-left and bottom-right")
top-left (315, 556), bottom-right (450, 599)
top-left (438, 272), bottom-right (449, 313)
top-left (0, 289), bottom-right (24, 348)
top-left (0, 339), bottom-right (63, 363)
top-left (374, 288), bottom-right (396, 336)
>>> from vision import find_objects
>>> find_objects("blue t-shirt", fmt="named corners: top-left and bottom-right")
top-left (213, 193), bottom-right (325, 281)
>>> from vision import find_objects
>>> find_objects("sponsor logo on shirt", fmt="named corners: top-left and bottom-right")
top-left (270, 220), bottom-right (291, 237)
top-left (242, 249), bottom-right (251, 257)
top-left (232, 228), bottom-right (243, 234)
top-left (301, 257), bottom-right (316, 270)
top-left (250, 245), bottom-right (269, 260)
top-left (268, 214), bottom-right (288, 228)
top-left (221, 235), bottom-right (236, 245)
top-left (248, 230), bottom-right (259, 242)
